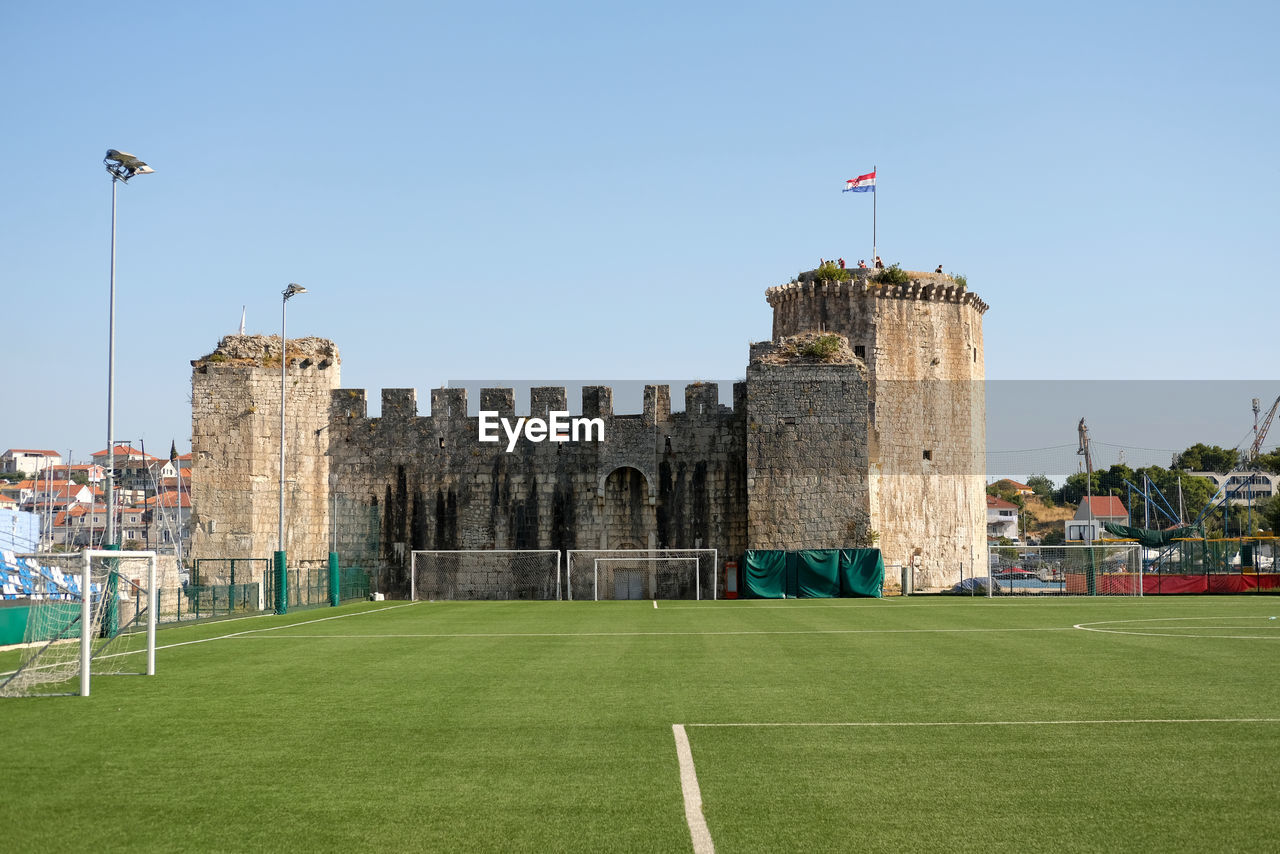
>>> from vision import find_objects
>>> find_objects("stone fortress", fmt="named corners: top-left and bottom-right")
top-left (189, 267), bottom-right (989, 592)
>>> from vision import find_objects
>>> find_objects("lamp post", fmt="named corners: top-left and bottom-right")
top-left (103, 150), bottom-right (154, 548)
top-left (276, 283), bottom-right (307, 614)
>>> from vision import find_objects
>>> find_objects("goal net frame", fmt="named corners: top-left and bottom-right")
top-left (565, 549), bottom-right (718, 601)
top-left (1, 550), bottom-right (157, 698)
top-left (984, 543), bottom-right (1143, 597)
top-left (409, 550), bottom-right (562, 601)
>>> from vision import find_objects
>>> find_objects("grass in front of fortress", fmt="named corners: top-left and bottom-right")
top-left (4, 595), bottom-right (1279, 852)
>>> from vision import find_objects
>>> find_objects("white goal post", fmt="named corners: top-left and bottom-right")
top-left (984, 543), bottom-right (1143, 597)
top-left (410, 550), bottom-right (562, 601)
top-left (1, 550), bottom-right (157, 698)
top-left (566, 549), bottom-right (718, 601)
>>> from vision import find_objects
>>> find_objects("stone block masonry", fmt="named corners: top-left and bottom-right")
top-left (189, 335), bottom-right (339, 582)
top-left (190, 266), bottom-right (988, 592)
top-left (326, 383), bottom-right (748, 591)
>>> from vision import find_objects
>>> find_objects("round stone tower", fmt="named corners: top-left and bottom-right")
top-left (765, 269), bottom-right (989, 587)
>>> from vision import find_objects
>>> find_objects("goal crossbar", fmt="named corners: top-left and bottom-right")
top-left (567, 549), bottom-right (718, 601)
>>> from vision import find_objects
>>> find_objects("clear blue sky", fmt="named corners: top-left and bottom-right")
top-left (2, 0), bottom-right (1277, 465)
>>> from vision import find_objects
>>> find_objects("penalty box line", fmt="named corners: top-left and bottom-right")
top-left (219, 626), bottom-right (1079, 640)
top-left (671, 716), bottom-right (1280, 850)
top-left (684, 717), bottom-right (1280, 729)
top-left (672, 724), bottom-right (715, 854)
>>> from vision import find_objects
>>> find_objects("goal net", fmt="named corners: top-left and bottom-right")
top-left (985, 544), bottom-right (1143, 596)
top-left (1, 550), bottom-right (157, 698)
top-left (566, 549), bottom-right (718, 601)
top-left (410, 550), bottom-right (562, 601)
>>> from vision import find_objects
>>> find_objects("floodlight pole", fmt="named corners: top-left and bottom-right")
top-left (277, 284), bottom-right (306, 615)
top-left (103, 150), bottom-right (153, 548)
top-left (106, 175), bottom-right (119, 548)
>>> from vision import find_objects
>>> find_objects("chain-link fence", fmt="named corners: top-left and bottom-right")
top-left (158, 583), bottom-right (262, 623)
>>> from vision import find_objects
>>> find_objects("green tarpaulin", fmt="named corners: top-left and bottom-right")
top-left (1102, 523), bottom-right (1202, 548)
top-left (743, 549), bottom-right (884, 598)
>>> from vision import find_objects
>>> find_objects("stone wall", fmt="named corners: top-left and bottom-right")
top-left (327, 382), bottom-right (748, 592)
top-left (744, 338), bottom-right (872, 549)
top-left (189, 335), bottom-right (338, 581)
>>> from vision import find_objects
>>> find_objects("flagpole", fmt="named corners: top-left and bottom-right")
top-left (872, 164), bottom-right (877, 264)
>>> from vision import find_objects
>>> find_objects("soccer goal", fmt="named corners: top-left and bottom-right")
top-left (565, 549), bottom-right (718, 601)
top-left (0, 550), bottom-right (158, 698)
top-left (985, 543), bottom-right (1143, 596)
top-left (410, 550), bottom-right (562, 601)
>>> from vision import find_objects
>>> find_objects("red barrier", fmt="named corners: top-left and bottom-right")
top-left (1143, 574), bottom-right (1280, 594)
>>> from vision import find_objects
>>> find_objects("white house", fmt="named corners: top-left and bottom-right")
top-left (1, 449), bottom-right (62, 476)
top-left (987, 494), bottom-right (1020, 542)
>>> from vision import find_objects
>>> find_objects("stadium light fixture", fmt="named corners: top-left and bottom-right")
top-left (103, 149), bottom-right (154, 547)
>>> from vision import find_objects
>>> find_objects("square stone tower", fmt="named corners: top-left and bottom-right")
top-left (189, 335), bottom-right (339, 577)
top-left (765, 269), bottom-right (989, 586)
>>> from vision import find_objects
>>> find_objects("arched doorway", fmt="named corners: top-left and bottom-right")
top-left (601, 466), bottom-right (654, 551)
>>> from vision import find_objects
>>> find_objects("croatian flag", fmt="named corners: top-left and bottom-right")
top-left (844, 171), bottom-right (876, 193)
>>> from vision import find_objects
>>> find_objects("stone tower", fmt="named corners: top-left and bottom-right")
top-left (744, 337), bottom-right (872, 549)
top-left (189, 335), bottom-right (339, 576)
top-left (765, 269), bottom-right (989, 586)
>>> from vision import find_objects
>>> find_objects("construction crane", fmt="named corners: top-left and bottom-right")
top-left (1250, 396), bottom-right (1280, 463)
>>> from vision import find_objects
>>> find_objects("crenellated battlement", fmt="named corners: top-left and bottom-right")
top-left (330, 382), bottom-right (740, 425)
top-left (766, 271), bottom-right (988, 314)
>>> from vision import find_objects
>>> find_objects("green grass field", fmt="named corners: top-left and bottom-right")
top-left (4, 596), bottom-right (1279, 853)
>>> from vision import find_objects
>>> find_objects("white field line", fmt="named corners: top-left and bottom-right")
top-left (1074, 615), bottom-right (1280, 640)
top-left (684, 717), bottom-right (1280, 729)
top-left (670, 714), bottom-right (1280, 850)
top-left (152, 602), bottom-right (420, 652)
top-left (218, 626), bottom-right (1079, 640)
top-left (0, 603), bottom-right (421, 678)
top-left (659, 598), bottom-right (1242, 609)
top-left (672, 724), bottom-right (715, 854)
top-left (653, 600), bottom-right (658, 609)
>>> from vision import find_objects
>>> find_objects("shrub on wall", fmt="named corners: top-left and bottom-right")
top-left (814, 261), bottom-right (852, 282)
top-left (799, 333), bottom-right (843, 361)
top-left (872, 263), bottom-right (910, 286)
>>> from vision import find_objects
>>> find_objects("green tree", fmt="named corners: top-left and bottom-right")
top-left (1039, 528), bottom-right (1066, 546)
top-left (1173, 443), bottom-right (1239, 473)
top-left (1256, 496), bottom-right (1280, 535)
top-left (1056, 471), bottom-right (1101, 505)
top-left (1026, 474), bottom-right (1054, 498)
top-left (986, 481), bottom-right (1025, 509)
top-left (1252, 449), bottom-right (1280, 472)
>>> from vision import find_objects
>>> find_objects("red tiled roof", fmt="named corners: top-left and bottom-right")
top-left (986, 494), bottom-right (1019, 510)
top-left (1077, 496), bottom-right (1128, 518)
top-left (91, 445), bottom-right (159, 460)
top-left (3, 448), bottom-right (61, 456)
